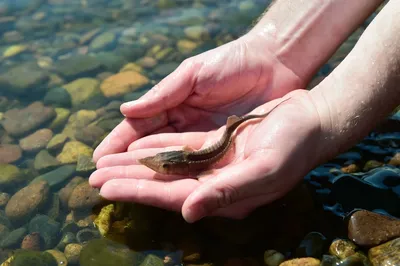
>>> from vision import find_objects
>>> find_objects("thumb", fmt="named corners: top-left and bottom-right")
top-left (120, 59), bottom-right (199, 118)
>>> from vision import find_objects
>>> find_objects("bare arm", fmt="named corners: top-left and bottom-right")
top-left (310, 0), bottom-right (400, 162)
top-left (245, 0), bottom-right (384, 84)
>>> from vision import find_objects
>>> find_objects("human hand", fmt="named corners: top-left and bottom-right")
top-left (92, 33), bottom-right (305, 162)
top-left (89, 90), bottom-right (324, 222)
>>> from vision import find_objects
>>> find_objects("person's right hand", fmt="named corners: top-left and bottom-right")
top-left (92, 33), bottom-right (306, 162)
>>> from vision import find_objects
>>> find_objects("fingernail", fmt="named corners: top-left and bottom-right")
top-left (185, 205), bottom-right (207, 223)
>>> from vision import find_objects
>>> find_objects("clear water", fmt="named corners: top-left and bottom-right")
top-left (0, 1), bottom-right (398, 266)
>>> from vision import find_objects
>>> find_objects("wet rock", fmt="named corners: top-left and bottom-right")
top-left (140, 254), bottom-right (164, 266)
top-left (0, 193), bottom-right (10, 207)
top-left (0, 210), bottom-right (12, 228)
top-left (341, 164), bottom-right (360, 174)
top-left (44, 87), bottom-right (72, 107)
top-left (33, 150), bottom-right (60, 171)
top-left (119, 62), bottom-right (143, 73)
top-left (136, 57), bottom-right (157, 68)
top-left (177, 39), bottom-right (198, 54)
top-left (65, 243), bottom-right (83, 264)
top-left (100, 71), bottom-right (149, 98)
top-left (0, 62), bottom-right (49, 95)
top-left (0, 223), bottom-right (10, 240)
top-left (0, 227), bottom-right (27, 249)
top-left (45, 193), bottom-right (60, 221)
top-left (59, 176), bottom-right (85, 208)
top-left (363, 160), bottom-right (383, 172)
top-left (348, 210), bottom-right (400, 246)
top-left (28, 214), bottom-right (61, 250)
top-left (30, 164), bottom-right (76, 190)
top-left (76, 154), bottom-right (96, 173)
top-left (1, 101), bottom-right (56, 137)
top-left (388, 152), bottom-right (400, 166)
top-left (0, 144), bottom-right (22, 164)
top-left (45, 249), bottom-right (67, 266)
top-left (21, 232), bottom-right (42, 251)
top-left (94, 204), bottom-right (114, 236)
top-left (68, 181), bottom-right (102, 211)
top-left (79, 238), bottom-right (144, 266)
top-left (48, 108), bottom-right (71, 130)
top-left (5, 180), bottom-right (49, 223)
top-left (55, 55), bottom-right (103, 81)
top-left (75, 124), bottom-right (105, 146)
top-left (56, 140), bottom-right (93, 164)
top-left (56, 231), bottom-right (76, 251)
top-left (153, 62), bottom-right (179, 77)
top-left (295, 232), bottom-right (328, 258)
top-left (90, 32), bottom-right (117, 51)
top-left (279, 257), bottom-right (320, 266)
top-left (330, 174), bottom-right (400, 216)
top-left (0, 163), bottom-right (22, 187)
top-left (19, 128), bottom-right (53, 153)
top-left (368, 237), bottom-right (400, 266)
top-left (329, 239), bottom-right (357, 259)
top-left (63, 78), bottom-right (101, 107)
top-left (76, 228), bottom-right (101, 244)
top-left (184, 25), bottom-right (209, 41)
top-left (3, 44), bottom-right (27, 58)
top-left (46, 133), bottom-right (68, 151)
top-left (264, 250), bottom-right (285, 266)
top-left (61, 110), bottom-right (98, 140)
top-left (7, 249), bottom-right (58, 266)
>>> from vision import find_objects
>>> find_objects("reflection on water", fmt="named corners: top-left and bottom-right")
top-left (0, 0), bottom-right (398, 265)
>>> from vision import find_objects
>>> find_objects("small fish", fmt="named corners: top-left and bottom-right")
top-left (138, 97), bottom-right (291, 176)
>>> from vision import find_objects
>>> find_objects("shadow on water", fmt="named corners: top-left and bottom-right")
top-left (0, 0), bottom-right (398, 265)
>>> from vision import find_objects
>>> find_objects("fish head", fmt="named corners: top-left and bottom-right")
top-left (138, 150), bottom-right (190, 175)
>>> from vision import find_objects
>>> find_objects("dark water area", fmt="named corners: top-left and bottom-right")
top-left (0, 0), bottom-right (399, 265)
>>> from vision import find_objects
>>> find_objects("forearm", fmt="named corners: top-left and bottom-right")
top-left (245, 0), bottom-right (384, 83)
top-left (310, 0), bottom-right (400, 161)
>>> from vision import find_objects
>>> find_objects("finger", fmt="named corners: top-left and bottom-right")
top-left (182, 154), bottom-right (277, 223)
top-left (92, 115), bottom-right (168, 162)
top-left (99, 178), bottom-right (199, 212)
top-left (128, 131), bottom-right (207, 151)
top-left (120, 60), bottom-right (199, 118)
top-left (96, 145), bottom-right (187, 168)
top-left (89, 159), bottom-right (189, 188)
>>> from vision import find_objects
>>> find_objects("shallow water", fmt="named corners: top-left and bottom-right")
top-left (0, 0), bottom-right (398, 265)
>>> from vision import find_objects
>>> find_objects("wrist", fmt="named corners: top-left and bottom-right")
top-left (245, 0), bottom-right (384, 83)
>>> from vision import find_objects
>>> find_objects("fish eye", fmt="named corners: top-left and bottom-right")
top-left (162, 164), bottom-right (169, 169)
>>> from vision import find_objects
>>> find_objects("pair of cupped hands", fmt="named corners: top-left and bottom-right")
top-left (89, 35), bottom-right (324, 223)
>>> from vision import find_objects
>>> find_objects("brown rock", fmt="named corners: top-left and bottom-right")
top-left (21, 232), bottom-right (42, 251)
top-left (19, 128), bottom-right (53, 152)
top-left (68, 181), bottom-right (102, 210)
top-left (100, 71), bottom-right (149, 98)
top-left (279, 257), bottom-right (320, 266)
top-left (1, 102), bottom-right (56, 137)
top-left (348, 210), bottom-right (400, 246)
top-left (388, 153), bottom-right (400, 166)
top-left (368, 237), bottom-right (400, 266)
top-left (59, 176), bottom-right (85, 208)
top-left (5, 180), bottom-right (50, 223)
top-left (0, 192), bottom-right (10, 207)
top-left (0, 144), bottom-right (22, 163)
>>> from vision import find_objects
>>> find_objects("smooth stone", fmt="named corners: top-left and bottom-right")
top-left (1, 101), bottom-right (56, 137)
top-left (64, 243), bottom-right (83, 264)
top-left (19, 128), bottom-right (53, 153)
top-left (348, 210), bottom-right (400, 246)
top-left (0, 144), bottom-right (21, 164)
top-left (139, 254), bottom-right (164, 266)
top-left (152, 62), bottom-right (179, 77)
top-left (3, 250), bottom-right (58, 266)
top-left (46, 133), bottom-right (68, 151)
top-left (58, 176), bottom-right (85, 208)
top-left (56, 141), bottom-right (93, 164)
top-left (368, 237), bottom-right (400, 266)
top-left (63, 78), bottom-right (101, 107)
top-left (295, 232), bottom-right (328, 258)
top-left (177, 39), bottom-right (198, 54)
top-left (3, 44), bottom-right (27, 58)
top-left (45, 249), bottom-right (68, 266)
top-left (0, 163), bottom-right (21, 187)
top-left (55, 55), bottom-right (103, 81)
top-left (61, 110), bottom-right (98, 140)
top-left (0, 193), bottom-right (10, 207)
top-left (100, 71), bottom-right (149, 98)
top-left (28, 215), bottom-right (61, 250)
top-left (388, 153), bottom-right (400, 166)
top-left (30, 164), bottom-right (76, 190)
top-left (49, 108), bottom-right (70, 130)
top-left (184, 25), bottom-right (209, 41)
top-left (329, 239), bottom-right (357, 259)
top-left (68, 181), bottom-right (102, 210)
top-left (0, 62), bottom-right (49, 95)
top-left (44, 87), bottom-right (72, 107)
top-left (279, 257), bottom-right (320, 266)
top-left (74, 124), bottom-right (105, 146)
top-left (5, 180), bottom-right (49, 223)
top-left (89, 32), bottom-right (116, 51)
top-left (76, 154), bottom-right (96, 173)
top-left (0, 227), bottom-right (27, 248)
top-left (33, 150), bottom-right (60, 171)
top-left (264, 250), bottom-right (285, 266)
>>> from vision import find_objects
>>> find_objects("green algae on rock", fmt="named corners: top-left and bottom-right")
top-left (368, 237), bottom-right (400, 266)
top-left (100, 71), bottom-right (150, 98)
top-left (56, 141), bottom-right (93, 164)
top-left (94, 203), bottom-right (114, 236)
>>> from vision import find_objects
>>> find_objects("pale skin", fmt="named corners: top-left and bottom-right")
top-left (89, 0), bottom-right (400, 223)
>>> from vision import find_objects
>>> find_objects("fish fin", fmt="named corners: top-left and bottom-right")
top-left (226, 115), bottom-right (240, 127)
top-left (182, 145), bottom-right (195, 152)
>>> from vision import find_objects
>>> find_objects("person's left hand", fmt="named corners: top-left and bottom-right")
top-left (89, 90), bottom-right (324, 223)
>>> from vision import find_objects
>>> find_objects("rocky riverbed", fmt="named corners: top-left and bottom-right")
top-left (0, 0), bottom-right (398, 265)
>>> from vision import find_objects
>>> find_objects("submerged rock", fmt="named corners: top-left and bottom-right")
top-left (368, 237), bottom-right (400, 266)
top-left (348, 210), bottom-right (400, 246)
top-left (0, 144), bottom-right (22, 164)
top-left (100, 71), bottom-right (149, 98)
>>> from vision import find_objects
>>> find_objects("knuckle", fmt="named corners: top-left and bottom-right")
top-left (215, 185), bottom-right (239, 208)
